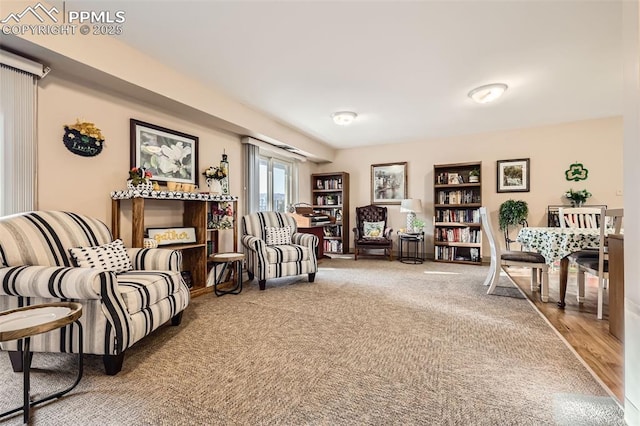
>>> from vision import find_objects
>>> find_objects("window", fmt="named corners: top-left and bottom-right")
top-left (259, 155), bottom-right (296, 212)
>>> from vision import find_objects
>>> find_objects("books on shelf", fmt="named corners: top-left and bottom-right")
top-left (435, 209), bottom-right (480, 223)
top-left (437, 189), bottom-right (480, 205)
top-left (316, 177), bottom-right (343, 190)
top-left (434, 227), bottom-right (481, 243)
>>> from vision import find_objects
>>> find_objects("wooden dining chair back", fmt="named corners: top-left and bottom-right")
top-left (575, 207), bottom-right (623, 319)
top-left (479, 207), bottom-right (550, 301)
top-left (558, 207), bottom-right (601, 229)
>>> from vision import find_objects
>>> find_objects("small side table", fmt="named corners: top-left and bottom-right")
top-left (209, 252), bottom-right (245, 296)
top-left (0, 302), bottom-right (83, 424)
top-left (398, 232), bottom-right (426, 264)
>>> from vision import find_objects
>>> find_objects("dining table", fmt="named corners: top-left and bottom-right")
top-left (516, 227), bottom-right (601, 307)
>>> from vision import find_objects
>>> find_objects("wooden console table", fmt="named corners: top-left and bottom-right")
top-left (110, 190), bottom-right (238, 297)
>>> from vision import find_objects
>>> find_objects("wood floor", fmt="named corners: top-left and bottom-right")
top-left (507, 266), bottom-right (624, 403)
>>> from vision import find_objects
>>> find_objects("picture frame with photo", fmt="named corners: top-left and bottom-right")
top-left (130, 119), bottom-right (199, 185)
top-left (497, 158), bottom-right (530, 193)
top-left (448, 173), bottom-right (460, 185)
top-left (371, 162), bottom-right (407, 204)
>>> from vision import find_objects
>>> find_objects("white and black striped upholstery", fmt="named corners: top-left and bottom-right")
top-left (241, 211), bottom-right (318, 290)
top-left (0, 211), bottom-right (190, 368)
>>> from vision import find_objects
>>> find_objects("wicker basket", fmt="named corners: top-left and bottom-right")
top-left (143, 238), bottom-right (158, 249)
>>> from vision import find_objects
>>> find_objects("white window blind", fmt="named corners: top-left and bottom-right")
top-left (0, 64), bottom-right (38, 215)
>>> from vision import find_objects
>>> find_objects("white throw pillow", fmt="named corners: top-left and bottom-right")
top-left (363, 221), bottom-right (385, 239)
top-left (69, 239), bottom-right (132, 273)
top-left (265, 225), bottom-right (293, 246)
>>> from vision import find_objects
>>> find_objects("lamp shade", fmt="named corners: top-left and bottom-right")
top-left (400, 199), bottom-right (422, 213)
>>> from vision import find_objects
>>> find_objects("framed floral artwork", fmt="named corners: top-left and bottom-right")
top-left (130, 119), bottom-right (199, 185)
top-left (497, 158), bottom-right (530, 193)
top-left (371, 162), bottom-right (407, 204)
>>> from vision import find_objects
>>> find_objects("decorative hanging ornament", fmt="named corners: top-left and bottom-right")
top-left (62, 120), bottom-right (105, 157)
top-left (565, 162), bottom-right (588, 182)
top-left (220, 151), bottom-right (230, 195)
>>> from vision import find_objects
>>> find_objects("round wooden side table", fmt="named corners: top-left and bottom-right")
top-left (0, 302), bottom-right (83, 424)
top-left (209, 252), bottom-right (245, 296)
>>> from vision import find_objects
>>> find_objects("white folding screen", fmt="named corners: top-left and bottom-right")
top-left (0, 63), bottom-right (37, 215)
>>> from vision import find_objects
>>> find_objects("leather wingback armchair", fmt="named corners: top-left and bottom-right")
top-left (241, 211), bottom-right (318, 290)
top-left (0, 211), bottom-right (190, 375)
top-left (353, 204), bottom-right (393, 260)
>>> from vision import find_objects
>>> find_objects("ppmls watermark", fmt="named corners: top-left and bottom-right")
top-left (1, 2), bottom-right (126, 36)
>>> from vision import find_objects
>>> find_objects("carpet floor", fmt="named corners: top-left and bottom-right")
top-left (0, 259), bottom-right (623, 425)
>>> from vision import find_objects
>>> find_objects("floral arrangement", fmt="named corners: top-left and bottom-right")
top-left (129, 167), bottom-right (153, 185)
top-left (203, 165), bottom-right (227, 181)
top-left (565, 188), bottom-right (592, 206)
top-left (64, 119), bottom-right (105, 141)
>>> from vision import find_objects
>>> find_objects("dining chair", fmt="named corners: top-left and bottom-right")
top-left (558, 207), bottom-right (601, 229)
top-left (575, 207), bottom-right (623, 319)
top-left (479, 207), bottom-right (550, 301)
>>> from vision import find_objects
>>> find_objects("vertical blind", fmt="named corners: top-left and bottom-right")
top-left (0, 64), bottom-right (37, 215)
top-left (243, 142), bottom-right (260, 214)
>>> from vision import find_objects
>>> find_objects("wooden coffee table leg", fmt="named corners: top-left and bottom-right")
top-left (557, 257), bottom-right (569, 308)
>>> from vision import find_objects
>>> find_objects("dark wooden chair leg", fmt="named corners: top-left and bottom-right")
top-left (259, 280), bottom-right (266, 290)
top-left (247, 271), bottom-right (254, 280)
top-left (308, 273), bottom-right (316, 283)
top-left (103, 353), bottom-right (125, 376)
top-left (170, 311), bottom-right (183, 326)
top-left (8, 351), bottom-right (31, 373)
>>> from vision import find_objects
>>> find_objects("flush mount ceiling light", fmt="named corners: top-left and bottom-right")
top-left (468, 83), bottom-right (508, 104)
top-left (331, 111), bottom-right (358, 126)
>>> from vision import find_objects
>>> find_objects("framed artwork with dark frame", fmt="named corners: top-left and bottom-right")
top-left (497, 158), bottom-right (530, 193)
top-left (130, 119), bottom-right (199, 185)
top-left (371, 162), bottom-right (407, 204)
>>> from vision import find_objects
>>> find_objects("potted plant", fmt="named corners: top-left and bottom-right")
top-left (127, 167), bottom-right (153, 191)
top-left (468, 168), bottom-right (480, 183)
top-left (412, 218), bottom-right (425, 233)
top-left (564, 188), bottom-right (592, 207)
top-left (498, 200), bottom-right (529, 249)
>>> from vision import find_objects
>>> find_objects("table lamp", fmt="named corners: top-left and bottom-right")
top-left (400, 199), bottom-right (423, 233)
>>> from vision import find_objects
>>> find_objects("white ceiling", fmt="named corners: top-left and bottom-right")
top-left (74, 0), bottom-right (622, 150)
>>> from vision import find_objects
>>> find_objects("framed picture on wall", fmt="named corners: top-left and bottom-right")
top-left (371, 162), bottom-right (407, 204)
top-left (497, 158), bottom-right (530, 192)
top-left (130, 119), bottom-right (199, 185)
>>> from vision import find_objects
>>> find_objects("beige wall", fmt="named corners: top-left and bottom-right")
top-left (313, 116), bottom-right (624, 257)
top-left (37, 75), bottom-right (243, 246)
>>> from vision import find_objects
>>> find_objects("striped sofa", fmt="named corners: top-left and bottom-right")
top-left (0, 211), bottom-right (190, 375)
top-left (241, 211), bottom-right (318, 290)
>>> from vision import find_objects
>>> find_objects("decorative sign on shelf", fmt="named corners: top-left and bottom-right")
top-left (147, 227), bottom-right (196, 246)
top-left (565, 162), bottom-right (588, 182)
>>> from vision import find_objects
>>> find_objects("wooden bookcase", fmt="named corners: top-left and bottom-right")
top-left (433, 162), bottom-right (482, 265)
top-left (111, 191), bottom-right (238, 297)
top-left (311, 172), bottom-right (350, 255)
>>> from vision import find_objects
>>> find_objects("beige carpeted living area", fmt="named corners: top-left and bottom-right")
top-left (0, 258), bottom-right (624, 425)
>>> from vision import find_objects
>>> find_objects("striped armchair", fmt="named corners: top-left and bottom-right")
top-left (241, 211), bottom-right (318, 290)
top-left (0, 211), bottom-right (190, 375)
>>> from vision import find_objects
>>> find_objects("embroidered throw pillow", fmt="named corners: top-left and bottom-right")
top-left (265, 225), bottom-right (293, 246)
top-left (363, 221), bottom-right (385, 239)
top-left (69, 239), bottom-right (132, 273)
